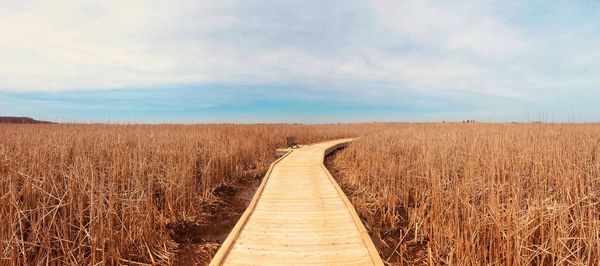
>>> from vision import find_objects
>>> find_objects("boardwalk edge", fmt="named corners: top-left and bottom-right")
top-left (321, 140), bottom-right (385, 266)
top-left (209, 149), bottom-right (294, 266)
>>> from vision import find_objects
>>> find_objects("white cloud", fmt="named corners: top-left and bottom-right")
top-left (0, 0), bottom-right (598, 113)
top-left (363, 0), bottom-right (537, 100)
top-left (0, 1), bottom-right (237, 90)
top-left (369, 0), bottom-right (529, 56)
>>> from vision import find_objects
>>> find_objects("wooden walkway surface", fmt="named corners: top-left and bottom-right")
top-left (210, 139), bottom-right (383, 265)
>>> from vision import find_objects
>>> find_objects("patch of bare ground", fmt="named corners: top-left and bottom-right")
top-left (168, 176), bottom-right (261, 265)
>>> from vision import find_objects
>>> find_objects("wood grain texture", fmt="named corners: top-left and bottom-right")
top-left (210, 139), bottom-right (384, 266)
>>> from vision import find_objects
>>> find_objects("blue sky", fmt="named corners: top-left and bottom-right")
top-left (1, 1), bottom-right (599, 123)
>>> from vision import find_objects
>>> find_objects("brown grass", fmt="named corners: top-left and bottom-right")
top-left (329, 123), bottom-right (600, 265)
top-left (0, 124), bottom-right (371, 265)
top-left (3, 123), bottom-right (599, 265)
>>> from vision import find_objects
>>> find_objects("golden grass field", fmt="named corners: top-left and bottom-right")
top-left (1, 123), bottom-right (599, 265)
top-left (328, 123), bottom-right (600, 265)
top-left (0, 124), bottom-right (369, 265)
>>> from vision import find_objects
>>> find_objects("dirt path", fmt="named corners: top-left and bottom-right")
top-left (169, 177), bottom-right (262, 265)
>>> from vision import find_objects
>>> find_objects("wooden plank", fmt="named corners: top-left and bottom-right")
top-left (209, 149), bottom-right (294, 265)
top-left (319, 159), bottom-right (384, 266)
top-left (226, 257), bottom-right (374, 266)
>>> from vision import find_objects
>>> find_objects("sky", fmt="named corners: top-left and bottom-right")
top-left (1, 0), bottom-right (599, 123)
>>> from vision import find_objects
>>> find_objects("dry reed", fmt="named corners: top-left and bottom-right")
top-left (0, 124), bottom-right (369, 265)
top-left (330, 123), bottom-right (600, 265)
top-left (4, 123), bottom-right (597, 265)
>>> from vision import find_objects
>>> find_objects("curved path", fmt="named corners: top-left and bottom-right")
top-left (210, 139), bottom-right (383, 265)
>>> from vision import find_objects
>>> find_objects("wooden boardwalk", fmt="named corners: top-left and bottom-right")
top-left (210, 139), bottom-right (383, 265)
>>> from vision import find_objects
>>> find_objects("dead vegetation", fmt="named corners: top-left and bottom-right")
top-left (0, 124), bottom-right (369, 265)
top-left (328, 123), bottom-right (600, 265)
top-left (2, 123), bottom-right (598, 265)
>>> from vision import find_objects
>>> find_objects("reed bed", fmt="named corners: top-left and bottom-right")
top-left (4, 123), bottom-right (598, 265)
top-left (330, 123), bottom-right (600, 265)
top-left (0, 124), bottom-right (369, 265)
